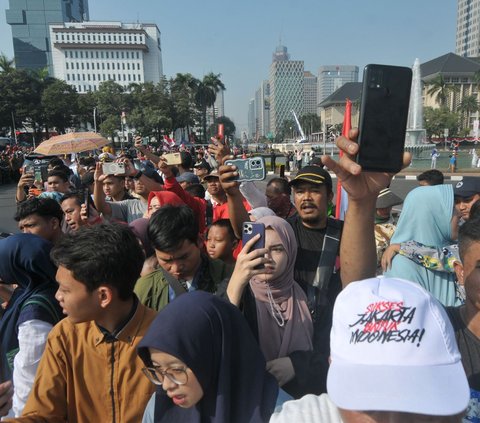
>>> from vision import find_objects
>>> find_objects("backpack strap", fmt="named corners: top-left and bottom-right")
top-left (307, 218), bottom-right (342, 317)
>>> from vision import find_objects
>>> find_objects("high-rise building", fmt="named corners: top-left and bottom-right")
top-left (269, 45), bottom-right (304, 136)
top-left (254, 80), bottom-right (270, 138)
top-left (248, 98), bottom-right (256, 140)
top-left (304, 71), bottom-right (318, 115)
top-left (317, 65), bottom-right (359, 105)
top-left (49, 22), bottom-right (163, 93)
top-left (6, 0), bottom-right (89, 72)
top-left (207, 90), bottom-right (225, 127)
top-left (456, 0), bottom-right (480, 57)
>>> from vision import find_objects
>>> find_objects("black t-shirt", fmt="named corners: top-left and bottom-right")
top-left (446, 306), bottom-right (480, 391)
top-left (287, 215), bottom-right (342, 305)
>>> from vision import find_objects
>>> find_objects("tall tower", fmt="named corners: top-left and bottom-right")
top-left (456, 0), bottom-right (480, 57)
top-left (248, 99), bottom-right (256, 140)
top-left (304, 71), bottom-right (318, 115)
top-left (6, 0), bottom-right (89, 72)
top-left (269, 45), bottom-right (304, 137)
top-left (255, 80), bottom-right (270, 138)
top-left (317, 65), bottom-right (359, 105)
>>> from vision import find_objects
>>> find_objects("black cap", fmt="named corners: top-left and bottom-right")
top-left (289, 165), bottom-right (332, 191)
top-left (194, 159), bottom-right (212, 173)
top-left (453, 177), bottom-right (480, 198)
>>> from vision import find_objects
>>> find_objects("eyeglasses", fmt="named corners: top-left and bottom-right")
top-left (141, 366), bottom-right (189, 386)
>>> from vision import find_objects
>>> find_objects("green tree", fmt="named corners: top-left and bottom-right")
top-left (298, 113), bottom-right (321, 136)
top-left (170, 73), bottom-right (198, 141)
top-left (426, 75), bottom-right (458, 109)
top-left (424, 107), bottom-right (460, 139)
top-left (128, 80), bottom-right (173, 138)
top-left (77, 91), bottom-right (97, 130)
top-left (278, 119), bottom-right (297, 142)
top-left (0, 53), bottom-right (14, 73)
top-left (94, 81), bottom-right (128, 139)
top-left (0, 68), bottom-right (42, 137)
top-left (458, 95), bottom-right (479, 131)
top-left (207, 116), bottom-right (236, 139)
top-left (41, 79), bottom-right (79, 134)
top-left (193, 73), bottom-right (226, 143)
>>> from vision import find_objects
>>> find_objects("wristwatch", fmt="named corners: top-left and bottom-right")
top-left (133, 170), bottom-right (143, 180)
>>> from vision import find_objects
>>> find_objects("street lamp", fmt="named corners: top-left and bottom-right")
top-left (93, 107), bottom-right (97, 133)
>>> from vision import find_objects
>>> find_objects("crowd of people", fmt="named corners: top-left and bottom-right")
top-left (0, 131), bottom-right (479, 422)
top-left (0, 146), bottom-right (32, 185)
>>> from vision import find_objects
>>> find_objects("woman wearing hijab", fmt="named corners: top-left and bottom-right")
top-left (224, 216), bottom-right (329, 399)
top-left (0, 234), bottom-right (63, 417)
top-left (146, 191), bottom-right (185, 218)
top-left (146, 190), bottom-right (207, 235)
top-left (385, 184), bottom-right (461, 306)
top-left (137, 291), bottom-right (278, 423)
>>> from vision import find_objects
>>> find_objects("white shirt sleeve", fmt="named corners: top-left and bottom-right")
top-left (142, 393), bottom-right (156, 423)
top-left (12, 319), bottom-right (53, 417)
top-left (239, 181), bottom-right (268, 209)
top-left (269, 394), bottom-right (343, 423)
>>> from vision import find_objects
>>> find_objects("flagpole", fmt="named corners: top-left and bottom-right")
top-left (335, 99), bottom-right (352, 220)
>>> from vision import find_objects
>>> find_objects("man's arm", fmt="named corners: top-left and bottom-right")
top-left (321, 130), bottom-right (410, 286)
top-left (0, 381), bottom-right (13, 418)
top-left (121, 157), bottom-right (164, 193)
top-left (134, 136), bottom-right (160, 165)
top-left (93, 163), bottom-right (112, 218)
top-left (218, 158), bottom-right (251, 239)
top-left (15, 172), bottom-right (35, 203)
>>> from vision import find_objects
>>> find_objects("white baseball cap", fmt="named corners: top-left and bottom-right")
top-left (327, 277), bottom-right (469, 416)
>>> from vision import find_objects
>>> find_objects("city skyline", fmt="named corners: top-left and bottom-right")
top-left (0, 0), bottom-right (457, 135)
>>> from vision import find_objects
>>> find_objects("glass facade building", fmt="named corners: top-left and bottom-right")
top-left (317, 65), bottom-right (359, 104)
top-left (6, 0), bottom-right (89, 71)
top-left (269, 45), bottom-right (304, 136)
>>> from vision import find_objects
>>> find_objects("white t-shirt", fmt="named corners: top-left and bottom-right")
top-left (269, 394), bottom-right (343, 423)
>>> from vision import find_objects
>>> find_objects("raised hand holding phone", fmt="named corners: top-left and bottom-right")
top-left (356, 64), bottom-right (412, 173)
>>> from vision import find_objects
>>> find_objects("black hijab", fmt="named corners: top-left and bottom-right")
top-left (137, 291), bottom-right (278, 423)
top-left (0, 234), bottom-right (63, 380)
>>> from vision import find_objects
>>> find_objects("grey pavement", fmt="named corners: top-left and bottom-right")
top-left (0, 183), bottom-right (18, 234)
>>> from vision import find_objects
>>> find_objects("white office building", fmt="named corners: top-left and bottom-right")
top-left (49, 21), bottom-right (163, 93)
top-left (456, 0), bottom-right (480, 57)
top-left (269, 45), bottom-right (304, 136)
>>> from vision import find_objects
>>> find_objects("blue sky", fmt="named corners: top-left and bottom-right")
top-left (0, 0), bottom-right (457, 133)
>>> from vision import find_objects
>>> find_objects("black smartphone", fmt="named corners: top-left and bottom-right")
top-left (356, 64), bottom-right (412, 173)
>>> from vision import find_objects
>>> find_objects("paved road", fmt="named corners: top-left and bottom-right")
top-left (0, 183), bottom-right (18, 234)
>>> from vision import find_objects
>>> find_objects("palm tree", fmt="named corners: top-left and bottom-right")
top-left (171, 73), bottom-right (198, 141)
top-left (458, 95), bottom-right (479, 131)
top-left (426, 75), bottom-right (457, 109)
top-left (194, 73), bottom-right (226, 143)
top-left (0, 53), bottom-right (14, 73)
